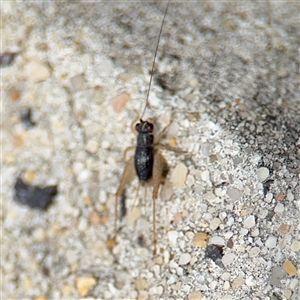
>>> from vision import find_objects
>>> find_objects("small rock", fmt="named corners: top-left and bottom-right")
top-left (0, 52), bottom-right (17, 67)
top-left (222, 253), bottom-right (235, 266)
top-left (26, 60), bottom-right (50, 83)
top-left (192, 232), bottom-right (208, 248)
top-left (223, 281), bottom-right (230, 290)
top-left (290, 240), bottom-right (300, 252)
top-left (227, 188), bottom-right (243, 201)
top-left (210, 218), bottom-right (221, 230)
top-left (112, 93), bottom-right (130, 113)
top-left (168, 230), bottom-right (178, 247)
top-left (276, 192), bottom-right (286, 201)
top-left (85, 139), bottom-right (99, 154)
top-left (135, 278), bottom-right (147, 291)
top-left (210, 236), bottom-right (225, 246)
top-left (283, 261), bottom-right (297, 276)
top-left (35, 295), bottom-right (47, 300)
top-left (188, 291), bottom-right (202, 300)
top-left (265, 236), bottom-right (277, 248)
top-left (75, 276), bottom-right (97, 297)
top-left (274, 203), bottom-right (284, 214)
top-left (248, 247), bottom-right (260, 257)
top-left (257, 167), bottom-right (269, 181)
top-left (170, 163), bottom-right (188, 188)
top-left (232, 276), bottom-right (245, 288)
top-left (70, 74), bottom-right (86, 91)
top-left (243, 215), bottom-right (255, 228)
top-left (270, 266), bottom-right (286, 285)
top-left (178, 253), bottom-right (191, 265)
top-left (205, 244), bottom-right (224, 263)
top-left (278, 224), bottom-right (290, 234)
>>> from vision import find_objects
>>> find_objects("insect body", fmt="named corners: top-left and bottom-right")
top-left (108, 1), bottom-right (171, 255)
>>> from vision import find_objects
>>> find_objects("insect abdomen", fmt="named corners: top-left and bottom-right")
top-left (134, 130), bottom-right (154, 182)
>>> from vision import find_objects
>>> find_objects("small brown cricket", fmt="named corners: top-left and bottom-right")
top-left (108, 1), bottom-right (179, 255)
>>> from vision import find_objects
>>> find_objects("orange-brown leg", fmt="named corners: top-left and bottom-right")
top-left (107, 156), bottom-right (135, 250)
top-left (151, 152), bottom-right (168, 255)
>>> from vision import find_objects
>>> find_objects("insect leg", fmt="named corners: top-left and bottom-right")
top-left (151, 152), bottom-right (169, 254)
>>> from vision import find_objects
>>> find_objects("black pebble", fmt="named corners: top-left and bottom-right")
top-left (205, 244), bottom-right (224, 267)
top-left (0, 52), bottom-right (17, 67)
top-left (14, 177), bottom-right (57, 210)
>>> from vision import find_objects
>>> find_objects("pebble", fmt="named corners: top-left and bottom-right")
top-left (223, 281), bottom-right (230, 290)
top-left (210, 236), bottom-right (225, 246)
top-left (85, 139), bottom-right (99, 154)
top-left (135, 278), bottom-right (147, 291)
top-left (232, 276), bottom-right (245, 288)
top-left (265, 236), bottom-right (277, 248)
top-left (222, 253), bottom-right (235, 266)
top-left (290, 240), bottom-right (300, 251)
top-left (248, 247), bottom-right (260, 257)
top-left (210, 218), bottom-right (221, 230)
top-left (112, 93), bottom-right (130, 113)
top-left (274, 202), bottom-right (284, 213)
top-left (270, 266), bottom-right (286, 285)
top-left (192, 232), bottom-right (209, 248)
top-left (243, 215), bottom-right (255, 228)
top-left (70, 74), bottom-right (85, 91)
top-left (227, 188), bottom-right (243, 201)
top-left (283, 261), bottom-right (297, 276)
top-left (170, 163), bottom-right (188, 188)
top-left (26, 60), bottom-right (50, 83)
top-left (168, 230), bottom-right (178, 247)
top-left (32, 227), bottom-right (46, 241)
top-left (278, 224), bottom-right (290, 234)
top-left (290, 278), bottom-right (299, 290)
top-left (77, 217), bottom-right (88, 231)
top-left (201, 170), bottom-right (210, 182)
top-left (188, 291), bottom-right (202, 300)
top-left (257, 167), bottom-right (269, 181)
top-left (75, 276), bottom-right (97, 297)
top-left (178, 253), bottom-right (191, 265)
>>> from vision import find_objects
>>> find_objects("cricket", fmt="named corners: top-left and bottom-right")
top-left (108, 0), bottom-right (183, 255)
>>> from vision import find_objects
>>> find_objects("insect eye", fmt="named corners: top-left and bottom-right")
top-left (147, 123), bottom-right (154, 132)
top-left (135, 123), bottom-right (140, 131)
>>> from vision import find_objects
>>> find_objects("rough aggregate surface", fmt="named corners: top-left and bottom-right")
top-left (2, 1), bottom-right (300, 300)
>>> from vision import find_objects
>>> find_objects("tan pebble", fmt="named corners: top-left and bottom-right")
top-left (112, 93), bottom-right (130, 113)
top-left (9, 87), bottom-right (21, 102)
top-left (188, 290), bottom-right (202, 300)
top-left (75, 276), bottom-right (97, 297)
top-left (35, 295), bottom-right (47, 300)
top-left (26, 60), bottom-right (50, 83)
top-left (25, 170), bottom-right (35, 182)
top-left (83, 194), bottom-right (93, 206)
top-left (135, 278), bottom-right (147, 291)
top-left (192, 232), bottom-right (209, 248)
top-left (278, 224), bottom-right (290, 234)
top-left (167, 137), bottom-right (177, 148)
top-left (240, 209), bottom-right (247, 216)
top-left (283, 261), bottom-right (297, 276)
top-left (209, 154), bottom-right (218, 163)
top-left (223, 281), bottom-right (230, 290)
top-left (89, 210), bottom-right (102, 226)
top-left (173, 212), bottom-right (183, 225)
top-left (276, 192), bottom-right (286, 201)
top-left (290, 240), bottom-right (300, 252)
top-left (13, 134), bottom-right (24, 147)
top-left (170, 163), bottom-right (188, 188)
top-left (23, 277), bottom-right (33, 290)
top-left (232, 276), bottom-right (245, 288)
top-left (62, 282), bottom-right (72, 295)
top-left (189, 78), bottom-right (199, 88)
top-left (154, 256), bottom-right (163, 265)
top-left (138, 290), bottom-right (149, 300)
top-left (284, 290), bottom-right (292, 299)
top-left (187, 112), bottom-right (200, 122)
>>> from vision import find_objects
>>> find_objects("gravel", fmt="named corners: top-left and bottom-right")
top-left (2, 1), bottom-right (300, 300)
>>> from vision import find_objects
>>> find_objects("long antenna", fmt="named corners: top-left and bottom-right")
top-left (140, 0), bottom-right (170, 120)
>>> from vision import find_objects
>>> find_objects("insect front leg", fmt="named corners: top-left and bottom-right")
top-left (151, 151), bottom-right (169, 255)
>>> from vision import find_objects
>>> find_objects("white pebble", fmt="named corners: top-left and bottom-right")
top-left (274, 202), bottom-right (285, 213)
top-left (78, 217), bottom-right (88, 231)
top-left (248, 247), bottom-right (260, 257)
top-left (243, 215), bottom-right (255, 228)
top-left (178, 253), bottom-right (191, 265)
top-left (210, 218), bottom-right (221, 230)
top-left (26, 60), bottom-right (50, 83)
top-left (85, 139), bottom-right (99, 154)
top-left (222, 253), bottom-right (235, 266)
top-left (257, 167), bottom-right (269, 181)
top-left (210, 236), bottom-right (225, 246)
top-left (201, 170), bottom-right (210, 182)
top-left (290, 240), bottom-right (300, 252)
top-left (265, 236), bottom-right (277, 248)
top-left (168, 230), bottom-right (178, 247)
top-left (227, 188), bottom-right (243, 201)
top-left (170, 163), bottom-right (188, 188)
